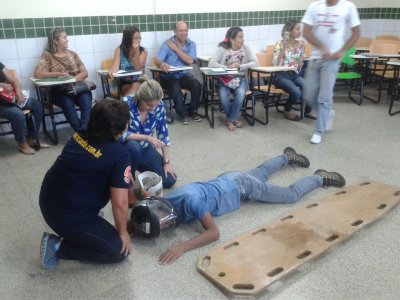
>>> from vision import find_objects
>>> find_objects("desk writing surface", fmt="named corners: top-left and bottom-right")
top-left (200, 67), bottom-right (240, 76)
top-left (147, 66), bottom-right (193, 72)
top-left (251, 66), bottom-right (297, 73)
top-left (31, 77), bottom-right (76, 86)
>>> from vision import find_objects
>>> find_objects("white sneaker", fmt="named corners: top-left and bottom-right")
top-left (310, 133), bottom-right (322, 144)
top-left (325, 109), bottom-right (335, 131)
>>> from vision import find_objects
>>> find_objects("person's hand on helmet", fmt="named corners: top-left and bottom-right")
top-left (159, 245), bottom-right (185, 265)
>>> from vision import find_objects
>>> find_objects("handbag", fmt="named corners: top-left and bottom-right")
top-left (0, 86), bottom-right (17, 106)
top-left (217, 75), bottom-right (241, 89)
top-left (59, 80), bottom-right (96, 96)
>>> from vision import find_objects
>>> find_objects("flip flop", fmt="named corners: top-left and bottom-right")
top-left (18, 146), bottom-right (36, 155)
top-left (233, 120), bottom-right (243, 128)
top-left (27, 141), bottom-right (51, 148)
top-left (226, 121), bottom-right (236, 131)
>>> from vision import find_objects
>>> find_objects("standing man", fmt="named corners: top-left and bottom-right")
top-left (156, 21), bottom-right (202, 125)
top-left (302, 0), bottom-right (360, 144)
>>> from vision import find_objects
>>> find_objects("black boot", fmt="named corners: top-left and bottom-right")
top-left (314, 169), bottom-right (346, 187)
top-left (283, 147), bottom-right (310, 168)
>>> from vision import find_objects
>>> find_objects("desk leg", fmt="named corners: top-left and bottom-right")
top-left (389, 66), bottom-right (400, 115)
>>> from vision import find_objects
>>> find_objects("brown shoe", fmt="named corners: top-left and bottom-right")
top-left (284, 111), bottom-right (301, 121)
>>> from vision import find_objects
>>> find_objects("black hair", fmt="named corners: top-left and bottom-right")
top-left (218, 27), bottom-right (243, 49)
top-left (120, 25), bottom-right (144, 58)
top-left (281, 20), bottom-right (300, 39)
top-left (85, 99), bottom-right (130, 143)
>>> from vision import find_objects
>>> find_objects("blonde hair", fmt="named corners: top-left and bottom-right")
top-left (137, 76), bottom-right (164, 103)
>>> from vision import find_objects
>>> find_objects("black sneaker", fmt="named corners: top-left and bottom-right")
top-left (181, 116), bottom-right (191, 125)
top-left (283, 147), bottom-right (310, 168)
top-left (314, 169), bottom-right (346, 187)
top-left (189, 112), bottom-right (202, 122)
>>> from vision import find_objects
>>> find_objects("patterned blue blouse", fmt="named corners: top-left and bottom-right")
top-left (119, 47), bottom-right (140, 81)
top-left (123, 96), bottom-right (170, 148)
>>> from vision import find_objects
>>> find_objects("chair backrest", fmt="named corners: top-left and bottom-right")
top-left (341, 47), bottom-right (356, 66)
top-left (370, 39), bottom-right (399, 54)
top-left (304, 43), bottom-right (312, 57)
top-left (101, 58), bottom-right (114, 70)
top-left (355, 37), bottom-right (372, 48)
top-left (265, 45), bottom-right (274, 54)
top-left (376, 35), bottom-right (400, 41)
top-left (255, 53), bottom-right (273, 67)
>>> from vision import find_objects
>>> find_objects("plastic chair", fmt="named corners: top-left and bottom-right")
top-left (336, 47), bottom-right (364, 105)
top-left (99, 58), bottom-right (120, 99)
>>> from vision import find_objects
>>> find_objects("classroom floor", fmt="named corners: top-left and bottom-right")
top-left (0, 88), bottom-right (399, 300)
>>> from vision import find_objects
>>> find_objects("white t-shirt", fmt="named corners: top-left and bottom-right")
top-left (302, 0), bottom-right (361, 59)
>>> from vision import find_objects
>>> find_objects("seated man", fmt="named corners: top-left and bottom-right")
top-left (155, 21), bottom-right (202, 125)
top-left (131, 147), bottom-right (345, 264)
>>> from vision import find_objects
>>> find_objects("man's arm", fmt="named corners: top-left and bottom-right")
top-left (159, 212), bottom-right (220, 264)
top-left (166, 40), bottom-right (195, 65)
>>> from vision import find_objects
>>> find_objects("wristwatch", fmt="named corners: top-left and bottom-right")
top-left (163, 159), bottom-right (170, 165)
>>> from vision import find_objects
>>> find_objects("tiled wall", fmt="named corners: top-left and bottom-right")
top-left (1, 8), bottom-right (400, 39)
top-left (0, 8), bottom-right (399, 101)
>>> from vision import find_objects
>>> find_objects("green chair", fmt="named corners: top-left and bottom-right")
top-left (336, 47), bottom-right (364, 105)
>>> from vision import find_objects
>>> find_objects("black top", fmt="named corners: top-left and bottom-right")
top-left (39, 133), bottom-right (131, 235)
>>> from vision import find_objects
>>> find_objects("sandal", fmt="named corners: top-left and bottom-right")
top-left (226, 120), bottom-right (236, 131)
top-left (233, 120), bottom-right (243, 128)
top-left (27, 140), bottom-right (51, 148)
top-left (18, 144), bottom-right (36, 155)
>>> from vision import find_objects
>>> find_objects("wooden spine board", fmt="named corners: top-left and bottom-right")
top-left (197, 181), bottom-right (400, 296)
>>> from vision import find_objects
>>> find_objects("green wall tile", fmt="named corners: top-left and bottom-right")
top-left (0, 31), bottom-right (4, 39)
top-left (44, 18), bottom-right (54, 27)
top-left (107, 16), bottom-right (116, 24)
top-left (26, 28), bottom-right (35, 38)
top-left (4, 29), bottom-right (15, 38)
top-left (73, 17), bottom-right (82, 26)
top-left (116, 16), bottom-right (123, 24)
top-left (82, 17), bottom-right (90, 26)
top-left (74, 27), bottom-right (83, 35)
top-left (14, 19), bottom-right (24, 28)
top-left (54, 17), bottom-right (63, 27)
top-left (3, 19), bottom-right (14, 29)
top-left (99, 16), bottom-right (107, 24)
top-left (91, 16), bottom-right (100, 25)
top-left (147, 23), bottom-right (154, 31)
top-left (100, 25), bottom-right (108, 34)
top-left (91, 25), bottom-right (100, 34)
top-left (139, 15), bottom-right (146, 23)
top-left (35, 28), bottom-right (46, 37)
top-left (82, 26), bottom-right (92, 34)
top-left (63, 17), bottom-right (72, 26)
top-left (64, 27), bottom-right (73, 35)
top-left (123, 15), bottom-right (131, 24)
top-left (15, 29), bottom-right (25, 38)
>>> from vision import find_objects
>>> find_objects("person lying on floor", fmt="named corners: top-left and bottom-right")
top-left (131, 147), bottom-right (345, 265)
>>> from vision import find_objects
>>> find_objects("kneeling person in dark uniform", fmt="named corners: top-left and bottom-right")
top-left (39, 99), bottom-right (136, 269)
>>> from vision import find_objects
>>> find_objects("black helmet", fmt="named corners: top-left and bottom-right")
top-left (130, 196), bottom-right (178, 238)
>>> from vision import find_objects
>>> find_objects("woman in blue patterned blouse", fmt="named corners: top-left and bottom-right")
top-left (122, 76), bottom-right (177, 188)
top-left (109, 26), bottom-right (148, 97)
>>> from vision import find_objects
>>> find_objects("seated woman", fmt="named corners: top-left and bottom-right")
top-left (108, 26), bottom-right (148, 97)
top-left (0, 62), bottom-right (49, 154)
top-left (39, 99), bottom-right (136, 268)
top-left (122, 76), bottom-right (177, 189)
top-left (272, 20), bottom-right (315, 121)
top-left (209, 27), bottom-right (258, 131)
top-left (34, 27), bottom-right (93, 132)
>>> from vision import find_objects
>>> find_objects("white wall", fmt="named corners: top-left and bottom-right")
top-left (1, 0), bottom-right (383, 18)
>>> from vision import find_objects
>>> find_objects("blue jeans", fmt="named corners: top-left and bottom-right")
top-left (56, 216), bottom-right (126, 264)
top-left (160, 75), bottom-right (201, 118)
top-left (52, 91), bottom-right (92, 132)
top-left (303, 59), bottom-right (340, 136)
top-left (124, 140), bottom-right (176, 188)
top-left (274, 72), bottom-right (311, 113)
top-left (217, 79), bottom-right (247, 122)
top-left (221, 155), bottom-right (323, 203)
top-left (0, 98), bottom-right (43, 144)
